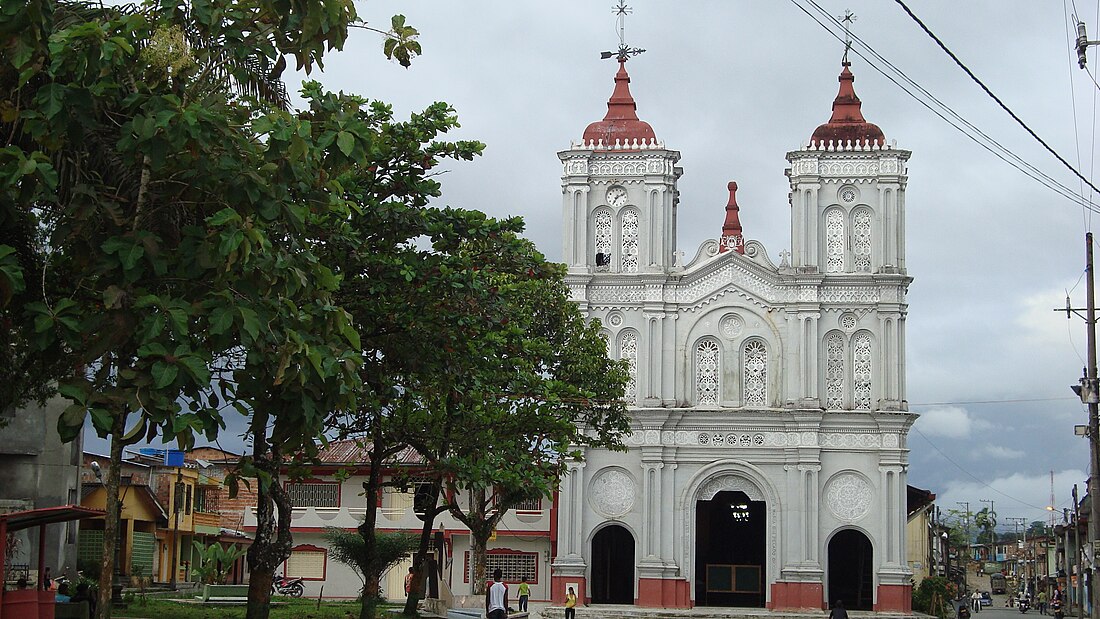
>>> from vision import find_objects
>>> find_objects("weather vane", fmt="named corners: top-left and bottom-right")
top-left (601, 0), bottom-right (645, 62)
top-left (838, 9), bottom-right (857, 65)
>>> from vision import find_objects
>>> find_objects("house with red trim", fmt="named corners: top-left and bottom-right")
top-left (242, 439), bottom-right (554, 602)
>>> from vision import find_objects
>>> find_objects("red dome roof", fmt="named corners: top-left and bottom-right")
top-left (810, 63), bottom-right (884, 147)
top-left (583, 60), bottom-right (656, 147)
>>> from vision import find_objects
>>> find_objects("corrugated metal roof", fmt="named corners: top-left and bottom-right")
top-left (315, 439), bottom-right (423, 465)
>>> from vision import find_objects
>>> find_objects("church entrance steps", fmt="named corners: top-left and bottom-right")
top-left (539, 606), bottom-right (928, 619)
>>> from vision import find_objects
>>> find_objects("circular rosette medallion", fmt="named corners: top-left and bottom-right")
top-left (824, 473), bottom-right (873, 522)
top-left (588, 468), bottom-right (636, 518)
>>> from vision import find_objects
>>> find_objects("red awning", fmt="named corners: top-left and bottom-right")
top-left (0, 505), bottom-right (105, 532)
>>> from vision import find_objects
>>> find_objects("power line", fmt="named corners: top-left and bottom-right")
top-left (790, 0), bottom-right (1100, 213)
top-left (910, 396), bottom-right (1079, 407)
top-left (912, 427), bottom-right (1069, 513)
top-left (893, 0), bottom-right (1100, 199)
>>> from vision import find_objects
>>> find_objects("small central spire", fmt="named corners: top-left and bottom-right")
top-left (720, 182), bottom-right (745, 255)
top-left (838, 9), bottom-right (857, 66)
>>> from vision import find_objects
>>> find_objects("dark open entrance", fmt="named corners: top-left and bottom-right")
top-left (694, 490), bottom-right (766, 607)
top-left (590, 524), bottom-right (634, 604)
top-left (828, 529), bottom-right (873, 610)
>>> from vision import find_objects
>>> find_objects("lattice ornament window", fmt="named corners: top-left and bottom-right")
top-left (695, 339), bottom-right (721, 407)
top-left (513, 497), bottom-right (542, 511)
top-left (286, 482), bottom-right (339, 508)
top-left (594, 210), bottom-right (613, 269)
top-left (852, 332), bottom-right (873, 410)
top-left (620, 331), bottom-right (638, 404)
top-left (825, 209), bottom-right (845, 273)
top-left (825, 332), bottom-right (846, 409)
top-left (852, 208), bottom-right (872, 273)
top-left (742, 340), bottom-right (767, 407)
top-left (621, 209), bottom-right (639, 273)
top-left (464, 551), bottom-right (538, 583)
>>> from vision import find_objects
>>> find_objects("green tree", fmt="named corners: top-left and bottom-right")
top-left (322, 528), bottom-right (418, 600)
top-left (436, 255), bottom-right (630, 597)
top-left (1, 1), bottom-right (360, 616)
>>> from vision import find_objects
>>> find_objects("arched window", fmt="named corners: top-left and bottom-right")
top-left (852, 331), bottom-right (873, 410)
top-left (620, 330), bottom-right (638, 404)
top-left (742, 339), bottom-right (768, 407)
top-left (852, 208), bottom-right (873, 273)
top-left (825, 331), bottom-right (846, 409)
top-left (594, 210), bottom-right (613, 269)
top-left (825, 208), bottom-right (846, 273)
top-left (621, 209), bottom-right (639, 273)
top-left (695, 339), bottom-right (721, 407)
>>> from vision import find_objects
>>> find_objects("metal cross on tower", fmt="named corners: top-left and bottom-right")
top-left (839, 9), bottom-right (857, 65)
top-left (601, 0), bottom-right (646, 62)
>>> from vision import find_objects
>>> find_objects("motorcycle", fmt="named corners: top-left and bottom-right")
top-left (272, 576), bottom-right (304, 598)
top-left (1052, 600), bottom-right (1064, 619)
top-left (1019, 597), bottom-right (1030, 613)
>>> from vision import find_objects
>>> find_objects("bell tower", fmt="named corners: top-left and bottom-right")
top-left (786, 59), bottom-right (910, 276)
top-left (559, 5), bottom-right (681, 282)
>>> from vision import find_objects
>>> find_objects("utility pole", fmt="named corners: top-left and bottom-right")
top-left (959, 501), bottom-right (972, 593)
top-left (981, 498), bottom-right (996, 570)
top-left (1008, 517), bottom-right (1025, 587)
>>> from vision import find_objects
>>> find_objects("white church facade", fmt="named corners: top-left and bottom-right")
top-left (548, 56), bottom-right (917, 612)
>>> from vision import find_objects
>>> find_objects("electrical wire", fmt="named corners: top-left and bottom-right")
top-left (787, 0), bottom-right (1100, 215)
top-left (789, 0), bottom-right (1100, 214)
top-left (912, 427), bottom-right (1073, 513)
top-left (893, 0), bottom-right (1100, 199)
top-left (910, 396), bottom-right (1079, 407)
top-left (1064, 0), bottom-right (1092, 231)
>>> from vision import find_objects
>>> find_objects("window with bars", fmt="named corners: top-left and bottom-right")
top-left (195, 486), bottom-right (220, 514)
top-left (286, 482), bottom-right (340, 508)
top-left (464, 550), bottom-right (538, 583)
top-left (513, 497), bottom-right (541, 512)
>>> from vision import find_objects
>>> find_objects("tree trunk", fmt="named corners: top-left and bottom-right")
top-left (358, 419), bottom-right (386, 619)
top-left (402, 479), bottom-right (442, 616)
top-left (470, 487), bottom-right (488, 596)
top-left (245, 416), bottom-right (293, 619)
top-left (95, 411), bottom-right (126, 619)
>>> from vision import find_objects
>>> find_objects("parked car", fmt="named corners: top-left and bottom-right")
top-left (981, 592), bottom-right (993, 607)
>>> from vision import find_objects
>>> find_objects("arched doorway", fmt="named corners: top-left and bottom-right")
top-left (828, 529), bottom-right (873, 610)
top-left (694, 490), bottom-right (766, 607)
top-left (590, 524), bottom-right (634, 604)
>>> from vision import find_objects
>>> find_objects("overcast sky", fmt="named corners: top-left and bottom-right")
top-left (88, 1), bottom-right (1100, 532)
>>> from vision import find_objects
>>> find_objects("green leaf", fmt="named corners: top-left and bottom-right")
top-left (207, 208), bottom-right (242, 226)
top-left (57, 404), bottom-right (87, 443)
top-left (239, 307), bottom-right (261, 342)
top-left (152, 361), bottom-right (178, 389)
top-left (336, 131), bottom-right (355, 157)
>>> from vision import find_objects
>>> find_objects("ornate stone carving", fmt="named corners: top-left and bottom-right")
top-left (589, 468), bottom-right (636, 518)
top-left (824, 472), bottom-right (873, 522)
top-left (697, 475), bottom-right (764, 502)
top-left (606, 311), bottom-right (624, 327)
top-left (720, 313), bottom-right (744, 339)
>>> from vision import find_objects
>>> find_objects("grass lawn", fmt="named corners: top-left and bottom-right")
top-left (114, 597), bottom-right (382, 618)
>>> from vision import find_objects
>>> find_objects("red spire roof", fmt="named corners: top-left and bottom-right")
top-left (583, 59), bottom-right (656, 147)
top-left (810, 62), bottom-right (885, 147)
top-left (719, 182), bottom-right (745, 255)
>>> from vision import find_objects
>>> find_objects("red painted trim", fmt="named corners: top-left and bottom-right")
top-left (637, 577), bottom-right (691, 608)
top-left (874, 583), bottom-right (912, 612)
top-left (550, 575), bottom-right (585, 606)
top-left (769, 581), bottom-right (825, 610)
top-left (283, 544), bottom-right (327, 581)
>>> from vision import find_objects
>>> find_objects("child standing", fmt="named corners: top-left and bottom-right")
top-left (517, 577), bottom-right (530, 612)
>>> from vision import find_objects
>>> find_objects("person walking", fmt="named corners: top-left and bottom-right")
top-left (564, 586), bottom-right (577, 619)
top-left (829, 600), bottom-right (849, 619)
top-left (485, 568), bottom-right (509, 619)
top-left (972, 590), bottom-right (983, 612)
top-left (1039, 590), bottom-right (1048, 615)
top-left (517, 576), bottom-right (530, 612)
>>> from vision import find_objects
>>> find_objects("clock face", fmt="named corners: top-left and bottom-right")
top-left (606, 186), bottom-right (628, 207)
